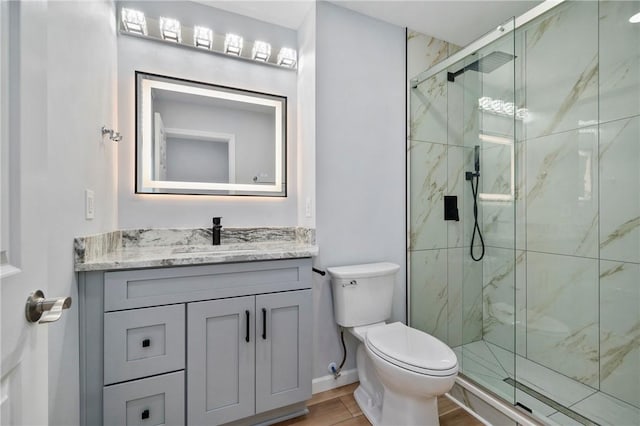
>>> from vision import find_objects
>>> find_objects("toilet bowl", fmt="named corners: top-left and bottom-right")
top-left (327, 263), bottom-right (458, 426)
top-left (365, 322), bottom-right (458, 426)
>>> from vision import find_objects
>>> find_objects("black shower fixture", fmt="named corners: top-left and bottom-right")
top-left (447, 51), bottom-right (515, 82)
top-left (467, 145), bottom-right (485, 261)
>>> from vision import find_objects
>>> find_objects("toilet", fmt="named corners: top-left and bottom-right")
top-left (327, 262), bottom-right (458, 426)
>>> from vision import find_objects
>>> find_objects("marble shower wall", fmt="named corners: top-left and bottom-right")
top-left (409, 0), bottom-right (640, 410)
top-left (407, 30), bottom-right (484, 347)
top-left (496, 0), bottom-right (637, 408)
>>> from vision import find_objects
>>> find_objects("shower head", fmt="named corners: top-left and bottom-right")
top-left (447, 51), bottom-right (515, 82)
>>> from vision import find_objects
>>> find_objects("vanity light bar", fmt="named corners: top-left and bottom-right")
top-left (277, 48), bottom-right (297, 68)
top-left (121, 8), bottom-right (147, 35)
top-left (194, 26), bottom-right (213, 50)
top-left (159, 17), bottom-right (181, 43)
top-left (119, 8), bottom-right (297, 69)
top-left (252, 41), bottom-right (271, 62)
top-left (224, 33), bottom-right (243, 56)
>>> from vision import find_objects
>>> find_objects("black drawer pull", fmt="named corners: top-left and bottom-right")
top-left (245, 310), bottom-right (250, 342)
top-left (142, 338), bottom-right (150, 348)
top-left (141, 409), bottom-right (150, 420)
top-left (262, 308), bottom-right (267, 340)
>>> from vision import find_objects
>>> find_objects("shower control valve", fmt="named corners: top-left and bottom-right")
top-left (466, 171), bottom-right (480, 181)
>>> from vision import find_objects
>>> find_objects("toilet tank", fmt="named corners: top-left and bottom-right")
top-left (327, 262), bottom-right (400, 327)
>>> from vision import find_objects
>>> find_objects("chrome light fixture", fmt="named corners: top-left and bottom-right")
top-left (193, 26), bottom-right (213, 49)
top-left (159, 17), bottom-right (181, 43)
top-left (252, 41), bottom-right (271, 62)
top-left (630, 12), bottom-right (640, 23)
top-left (224, 33), bottom-right (243, 56)
top-left (121, 8), bottom-right (147, 35)
top-left (277, 47), bottom-right (297, 68)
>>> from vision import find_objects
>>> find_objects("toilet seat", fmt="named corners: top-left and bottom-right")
top-left (365, 322), bottom-right (458, 377)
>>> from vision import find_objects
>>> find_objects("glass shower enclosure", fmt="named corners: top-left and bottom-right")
top-left (408, 2), bottom-right (640, 425)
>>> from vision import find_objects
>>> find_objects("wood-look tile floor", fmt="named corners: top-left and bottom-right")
top-left (275, 383), bottom-right (484, 426)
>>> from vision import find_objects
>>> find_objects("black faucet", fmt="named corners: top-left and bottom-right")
top-left (212, 217), bottom-right (222, 245)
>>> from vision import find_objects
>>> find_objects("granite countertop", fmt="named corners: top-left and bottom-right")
top-left (74, 227), bottom-right (318, 272)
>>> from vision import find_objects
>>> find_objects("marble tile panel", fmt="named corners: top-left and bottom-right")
top-left (513, 349), bottom-right (596, 409)
top-left (526, 252), bottom-right (599, 387)
top-left (521, 1), bottom-right (598, 139)
top-left (447, 146), bottom-right (465, 248)
top-left (409, 249), bottom-right (448, 342)
top-left (482, 249), bottom-right (526, 356)
top-left (446, 63), bottom-right (465, 147)
top-left (525, 128), bottom-right (599, 258)
top-left (459, 342), bottom-right (512, 403)
top-left (476, 35), bottom-right (519, 141)
top-left (599, 116), bottom-right (640, 264)
top-left (547, 411), bottom-right (584, 426)
top-left (462, 251), bottom-right (483, 344)
top-left (599, 0), bottom-right (640, 123)
top-left (447, 248), bottom-right (463, 347)
top-left (599, 260), bottom-right (640, 408)
top-left (448, 43), bottom-right (462, 57)
top-left (481, 143), bottom-right (526, 251)
top-left (410, 71), bottom-right (448, 144)
top-left (409, 141), bottom-right (447, 250)
top-left (481, 143), bottom-right (516, 250)
top-left (407, 30), bottom-right (450, 80)
top-left (571, 391), bottom-right (640, 426)
top-left (462, 72), bottom-right (481, 150)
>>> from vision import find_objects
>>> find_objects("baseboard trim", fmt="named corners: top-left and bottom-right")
top-left (312, 368), bottom-right (359, 394)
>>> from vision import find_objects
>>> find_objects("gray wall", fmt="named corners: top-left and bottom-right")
top-left (312, 2), bottom-right (406, 377)
top-left (118, 1), bottom-right (298, 228)
top-left (45, 1), bottom-right (119, 425)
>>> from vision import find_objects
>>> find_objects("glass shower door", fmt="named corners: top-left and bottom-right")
top-left (408, 17), bottom-right (518, 407)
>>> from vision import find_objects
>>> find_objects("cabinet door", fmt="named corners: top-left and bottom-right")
top-left (255, 290), bottom-right (312, 413)
top-left (187, 296), bottom-right (255, 425)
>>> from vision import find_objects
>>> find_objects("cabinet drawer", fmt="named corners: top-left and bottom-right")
top-left (103, 371), bottom-right (184, 426)
top-left (104, 258), bottom-right (312, 311)
top-left (104, 304), bottom-right (185, 385)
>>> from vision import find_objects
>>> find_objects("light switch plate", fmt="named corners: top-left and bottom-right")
top-left (85, 189), bottom-right (95, 220)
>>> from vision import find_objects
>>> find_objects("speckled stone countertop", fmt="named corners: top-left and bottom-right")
top-left (74, 227), bottom-right (318, 272)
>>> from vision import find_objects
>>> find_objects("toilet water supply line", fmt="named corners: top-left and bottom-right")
top-left (331, 327), bottom-right (348, 379)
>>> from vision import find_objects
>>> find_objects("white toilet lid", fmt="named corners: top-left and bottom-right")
top-left (365, 322), bottom-right (458, 377)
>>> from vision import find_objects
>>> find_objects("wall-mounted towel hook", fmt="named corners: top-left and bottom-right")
top-left (101, 125), bottom-right (122, 142)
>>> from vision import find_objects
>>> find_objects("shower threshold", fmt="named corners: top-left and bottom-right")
top-left (453, 340), bottom-right (640, 425)
top-left (503, 378), bottom-right (598, 426)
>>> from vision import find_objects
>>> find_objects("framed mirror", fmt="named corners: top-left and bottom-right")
top-left (136, 71), bottom-right (286, 196)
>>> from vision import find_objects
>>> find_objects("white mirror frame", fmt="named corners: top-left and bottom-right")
top-left (136, 72), bottom-right (286, 196)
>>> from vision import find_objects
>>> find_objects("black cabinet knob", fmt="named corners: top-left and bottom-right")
top-left (142, 338), bottom-right (151, 348)
top-left (141, 409), bottom-right (150, 420)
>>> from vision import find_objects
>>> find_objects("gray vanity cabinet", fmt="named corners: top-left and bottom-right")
top-left (187, 296), bottom-right (256, 425)
top-left (79, 258), bottom-right (312, 426)
top-left (187, 290), bottom-right (312, 425)
top-left (255, 291), bottom-right (312, 413)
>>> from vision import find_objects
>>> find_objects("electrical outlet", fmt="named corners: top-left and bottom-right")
top-left (85, 189), bottom-right (95, 220)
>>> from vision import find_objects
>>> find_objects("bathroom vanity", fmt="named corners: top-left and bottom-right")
top-left (75, 228), bottom-right (317, 426)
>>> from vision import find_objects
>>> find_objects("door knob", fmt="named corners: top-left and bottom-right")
top-left (25, 290), bottom-right (72, 324)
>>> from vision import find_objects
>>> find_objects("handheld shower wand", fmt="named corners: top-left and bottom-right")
top-left (466, 145), bottom-right (485, 261)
